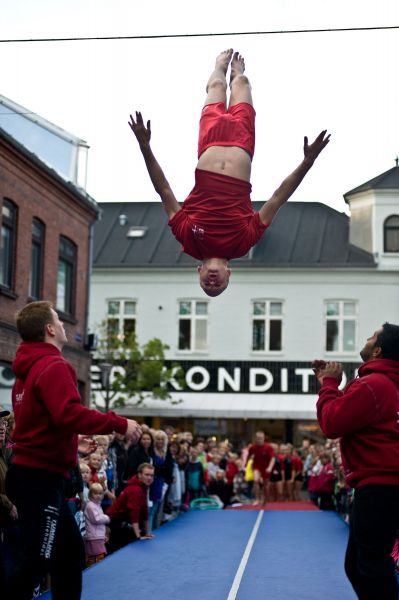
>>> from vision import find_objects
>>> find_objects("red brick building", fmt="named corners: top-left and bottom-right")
top-left (0, 125), bottom-right (99, 407)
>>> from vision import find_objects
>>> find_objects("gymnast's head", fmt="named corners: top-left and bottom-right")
top-left (198, 258), bottom-right (231, 297)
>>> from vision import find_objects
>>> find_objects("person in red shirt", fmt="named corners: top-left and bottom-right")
top-left (291, 448), bottom-right (304, 501)
top-left (246, 431), bottom-right (275, 505)
top-left (107, 463), bottom-right (155, 552)
top-left (5, 301), bottom-right (142, 600)
top-left (313, 322), bottom-right (399, 600)
top-left (129, 49), bottom-right (330, 297)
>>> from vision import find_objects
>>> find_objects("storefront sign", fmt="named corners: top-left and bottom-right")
top-left (91, 360), bottom-right (359, 395)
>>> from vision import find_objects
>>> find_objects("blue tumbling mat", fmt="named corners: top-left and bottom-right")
top-left (40, 510), bottom-right (355, 599)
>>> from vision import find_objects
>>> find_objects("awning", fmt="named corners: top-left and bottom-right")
top-left (93, 392), bottom-right (318, 419)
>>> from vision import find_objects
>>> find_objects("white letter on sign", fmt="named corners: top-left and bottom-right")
top-left (249, 368), bottom-right (273, 392)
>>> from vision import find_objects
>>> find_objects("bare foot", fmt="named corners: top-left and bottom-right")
top-left (215, 48), bottom-right (233, 75)
top-left (230, 51), bottom-right (245, 85)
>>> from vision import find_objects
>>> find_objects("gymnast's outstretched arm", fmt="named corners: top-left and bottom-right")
top-left (128, 112), bottom-right (181, 220)
top-left (258, 130), bottom-right (330, 226)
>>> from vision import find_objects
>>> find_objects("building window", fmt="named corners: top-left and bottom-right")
top-left (29, 218), bottom-right (44, 300)
top-left (56, 236), bottom-right (76, 315)
top-left (0, 199), bottom-right (17, 289)
top-left (384, 215), bottom-right (399, 252)
top-left (107, 299), bottom-right (136, 340)
top-left (252, 300), bottom-right (283, 352)
top-left (178, 300), bottom-right (208, 351)
top-left (325, 300), bottom-right (357, 352)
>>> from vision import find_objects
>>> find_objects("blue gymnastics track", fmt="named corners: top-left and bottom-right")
top-left (41, 510), bottom-right (355, 600)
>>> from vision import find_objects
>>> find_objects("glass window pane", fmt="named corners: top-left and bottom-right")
top-left (2, 204), bottom-right (11, 220)
top-left (2, 201), bottom-right (15, 223)
top-left (269, 320), bottom-right (282, 351)
top-left (252, 320), bottom-right (265, 351)
top-left (326, 320), bottom-right (339, 351)
top-left (195, 320), bottom-right (207, 350)
top-left (56, 261), bottom-right (66, 312)
top-left (270, 302), bottom-right (282, 316)
top-left (57, 260), bottom-right (73, 314)
top-left (385, 229), bottom-right (399, 252)
top-left (195, 302), bottom-right (207, 315)
top-left (32, 219), bottom-right (43, 240)
top-left (0, 106), bottom-right (75, 182)
top-left (107, 318), bottom-right (119, 338)
top-left (326, 302), bottom-right (339, 316)
top-left (343, 320), bottom-right (356, 351)
top-left (124, 301), bottom-right (136, 315)
top-left (60, 237), bottom-right (75, 260)
top-left (179, 301), bottom-right (191, 315)
top-left (123, 318), bottom-right (136, 339)
top-left (0, 225), bottom-right (12, 287)
top-left (29, 241), bottom-right (41, 299)
top-left (108, 301), bottom-right (120, 315)
top-left (179, 320), bottom-right (191, 350)
top-left (253, 302), bottom-right (265, 316)
top-left (343, 302), bottom-right (356, 316)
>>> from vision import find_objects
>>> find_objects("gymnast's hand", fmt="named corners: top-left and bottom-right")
top-left (128, 111), bottom-right (151, 147)
top-left (304, 130), bottom-right (331, 162)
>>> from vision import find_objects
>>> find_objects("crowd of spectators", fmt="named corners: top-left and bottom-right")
top-left (1, 413), bottom-right (397, 592)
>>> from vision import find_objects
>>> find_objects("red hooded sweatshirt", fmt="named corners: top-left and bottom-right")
top-left (12, 342), bottom-right (128, 477)
top-left (317, 358), bottom-right (399, 488)
top-left (106, 474), bottom-right (149, 524)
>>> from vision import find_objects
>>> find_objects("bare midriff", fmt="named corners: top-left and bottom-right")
top-left (197, 146), bottom-right (252, 182)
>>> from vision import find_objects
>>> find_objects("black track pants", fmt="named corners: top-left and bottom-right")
top-left (5, 464), bottom-right (85, 600)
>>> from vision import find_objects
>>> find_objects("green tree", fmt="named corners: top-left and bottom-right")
top-left (93, 324), bottom-right (184, 412)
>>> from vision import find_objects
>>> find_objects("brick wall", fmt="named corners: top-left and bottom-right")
top-left (0, 134), bottom-right (98, 404)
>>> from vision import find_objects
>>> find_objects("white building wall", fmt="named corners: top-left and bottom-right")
top-left (90, 267), bottom-right (399, 362)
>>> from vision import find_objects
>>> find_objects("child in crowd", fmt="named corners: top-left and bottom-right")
top-left (231, 458), bottom-right (249, 504)
top-left (79, 461), bottom-right (91, 504)
top-left (84, 483), bottom-right (110, 567)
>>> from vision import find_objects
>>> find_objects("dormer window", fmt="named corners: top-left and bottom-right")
top-left (384, 215), bottom-right (399, 253)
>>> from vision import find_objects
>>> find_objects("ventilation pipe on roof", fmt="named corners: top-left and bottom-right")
top-left (119, 214), bottom-right (127, 226)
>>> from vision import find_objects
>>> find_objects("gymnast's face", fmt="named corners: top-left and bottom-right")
top-left (198, 261), bottom-right (231, 297)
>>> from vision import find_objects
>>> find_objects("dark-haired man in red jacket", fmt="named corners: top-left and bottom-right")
top-left (5, 300), bottom-right (142, 600)
top-left (313, 322), bottom-right (399, 600)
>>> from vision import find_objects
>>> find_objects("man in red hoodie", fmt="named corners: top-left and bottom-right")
top-left (5, 300), bottom-right (142, 600)
top-left (106, 462), bottom-right (154, 552)
top-left (313, 322), bottom-right (399, 600)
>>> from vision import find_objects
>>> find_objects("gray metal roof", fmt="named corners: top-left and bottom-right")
top-left (344, 165), bottom-right (399, 199)
top-left (93, 201), bottom-right (375, 269)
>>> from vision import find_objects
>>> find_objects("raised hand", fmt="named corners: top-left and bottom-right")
top-left (312, 360), bottom-right (342, 385)
top-left (128, 111), bottom-right (151, 147)
top-left (304, 130), bottom-right (331, 162)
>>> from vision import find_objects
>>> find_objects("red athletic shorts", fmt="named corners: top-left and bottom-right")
top-left (198, 102), bottom-right (256, 159)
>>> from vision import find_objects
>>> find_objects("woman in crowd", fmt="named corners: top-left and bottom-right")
top-left (149, 430), bottom-right (173, 530)
top-left (124, 430), bottom-right (154, 482)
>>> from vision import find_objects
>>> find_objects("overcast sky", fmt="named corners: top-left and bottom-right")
top-left (1, 0), bottom-right (399, 215)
